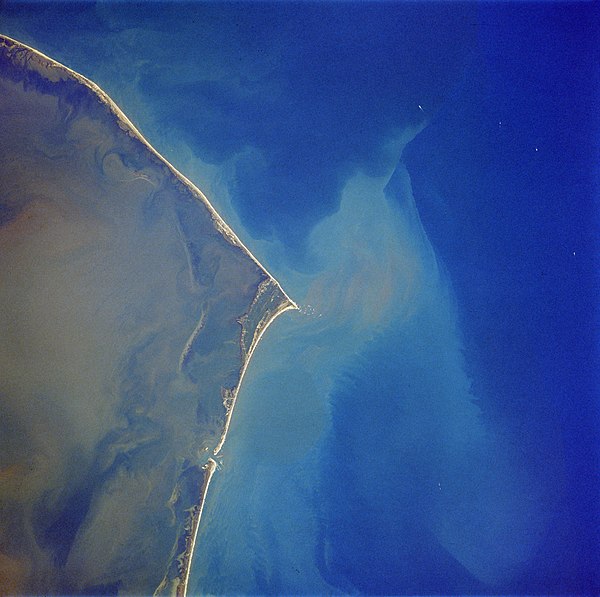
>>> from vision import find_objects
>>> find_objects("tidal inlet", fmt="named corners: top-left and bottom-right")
top-left (0, 35), bottom-right (296, 595)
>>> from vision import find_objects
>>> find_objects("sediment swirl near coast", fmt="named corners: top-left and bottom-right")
top-left (0, 35), bottom-right (295, 595)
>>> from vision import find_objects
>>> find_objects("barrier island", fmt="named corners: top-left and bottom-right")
top-left (0, 35), bottom-right (295, 595)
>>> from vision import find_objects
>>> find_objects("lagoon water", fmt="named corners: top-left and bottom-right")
top-left (1, 2), bottom-right (598, 594)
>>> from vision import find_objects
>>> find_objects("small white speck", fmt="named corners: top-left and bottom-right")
top-left (535, 147), bottom-right (538, 152)
top-left (573, 251), bottom-right (576, 256)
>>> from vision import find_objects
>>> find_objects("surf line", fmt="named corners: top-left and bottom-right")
top-left (0, 34), bottom-right (299, 597)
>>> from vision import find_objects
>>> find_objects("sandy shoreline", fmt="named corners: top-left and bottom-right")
top-left (1, 33), bottom-right (298, 597)
top-left (214, 299), bottom-right (297, 456)
top-left (180, 458), bottom-right (217, 597)
top-left (0, 34), bottom-right (297, 312)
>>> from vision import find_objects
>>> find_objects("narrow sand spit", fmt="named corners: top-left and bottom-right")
top-left (0, 34), bottom-right (297, 597)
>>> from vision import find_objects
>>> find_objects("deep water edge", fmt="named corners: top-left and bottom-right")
top-left (0, 1), bottom-right (598, 595)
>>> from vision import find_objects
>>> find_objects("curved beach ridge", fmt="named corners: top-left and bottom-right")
top-left (0, 33), bottom-right (297, 313)
top-left (0, 34), bottom-right (298, 597)
top-left (160, 281), bottom-right (295, 597)
top-left (154, 457), bottom-right (218, 597)
top-left (215, 278), bottom-right (295, 456)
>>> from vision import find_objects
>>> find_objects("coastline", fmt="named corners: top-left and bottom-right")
top-left (179, 459), bottom-right (217, 597)
top-left (214, 298), bottom-right (297, 457)
top-left (0, 34), bottom-right (297, 313)
top-left (157, 296), bottom-right (297, 597)
top-left (0, 34), bottom-right (298, 597)
top-left (153, 458), bottom-right (218, 597)
top-left (176, 297), bottom-right (296, 597)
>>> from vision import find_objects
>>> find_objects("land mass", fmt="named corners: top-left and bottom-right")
top-left (0, 34), bottom-right (296, 595)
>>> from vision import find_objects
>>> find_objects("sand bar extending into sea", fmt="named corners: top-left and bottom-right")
top-left (0, 33), bottom-right (297, 596)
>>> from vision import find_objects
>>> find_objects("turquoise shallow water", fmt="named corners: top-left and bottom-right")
top-left (189, 314), bottom-right (334, 595)
top-left (1, 2), bottom-right (598, 594)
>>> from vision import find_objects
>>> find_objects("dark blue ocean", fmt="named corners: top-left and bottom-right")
top-left (1, 2), bottom-right (598, 594)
